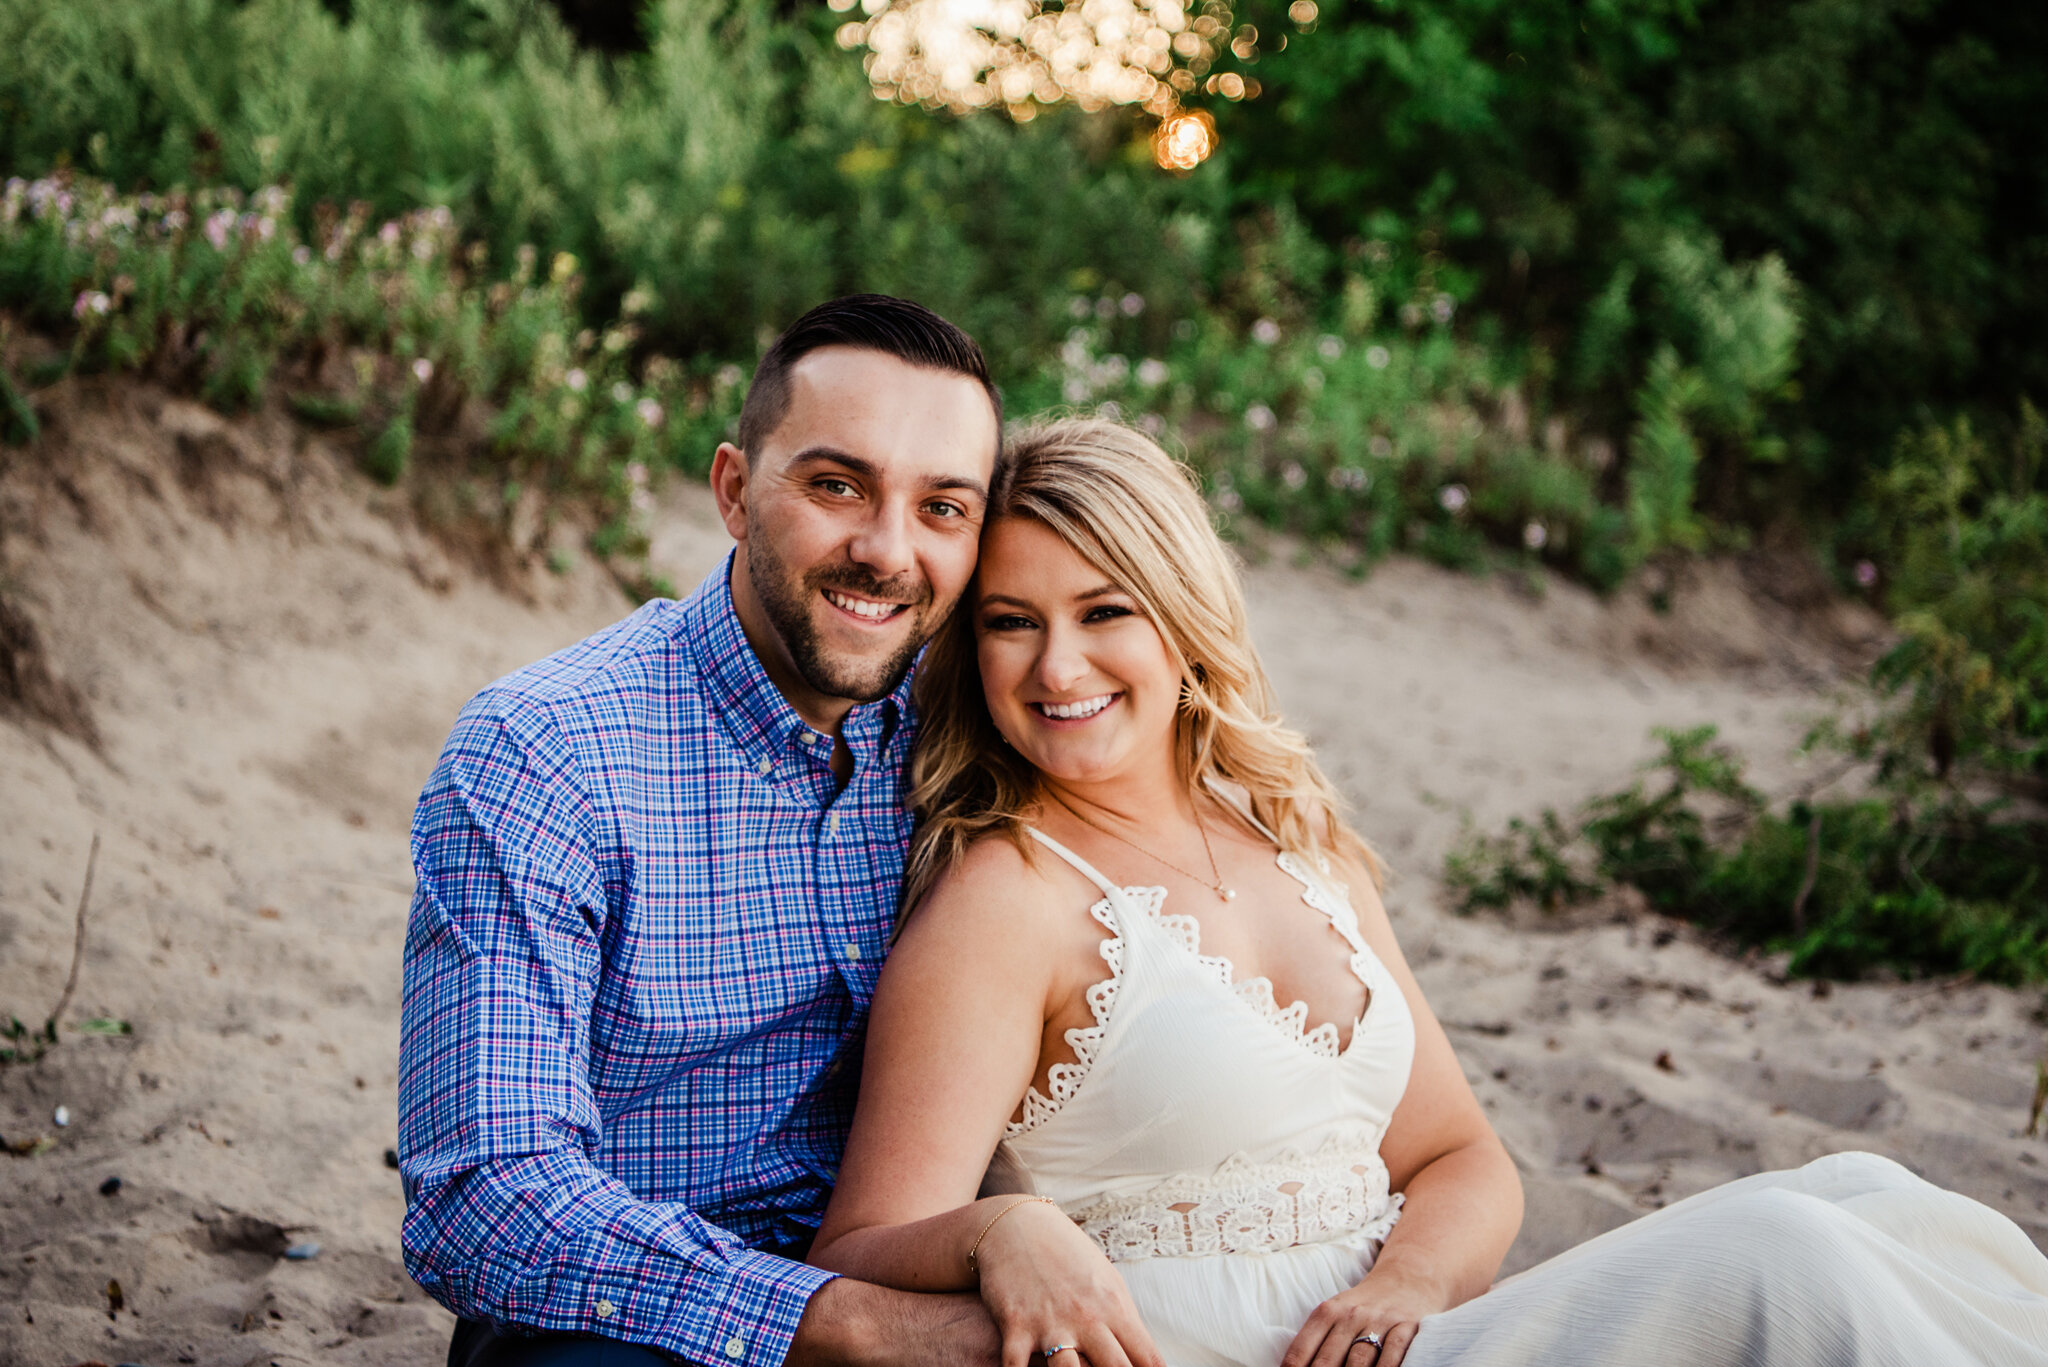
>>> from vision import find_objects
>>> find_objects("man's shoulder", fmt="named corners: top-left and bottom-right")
top-left (449, 575), bottom-right (729, 767)
top-left (482, 597), bottom-right (697, 717)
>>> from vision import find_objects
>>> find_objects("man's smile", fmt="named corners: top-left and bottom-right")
top-left (822, 587), bottom-right (912, 623)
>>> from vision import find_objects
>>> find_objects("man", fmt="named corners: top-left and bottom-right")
top-left (399, 295), bottom-right (1006, 1367)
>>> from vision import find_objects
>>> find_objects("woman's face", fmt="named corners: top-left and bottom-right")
top-left (973, 516), bottom-right (1181, 787)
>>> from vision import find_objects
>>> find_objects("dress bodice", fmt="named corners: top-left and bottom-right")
top-left (998, 806), bottom-right (1417, 1264)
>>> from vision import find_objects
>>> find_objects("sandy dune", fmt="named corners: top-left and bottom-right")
top-left (3, 382), bottom-right (2044, 1365)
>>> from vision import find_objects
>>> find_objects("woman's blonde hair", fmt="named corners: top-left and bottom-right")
top-left (901, 415), bottom-right (1381, 917)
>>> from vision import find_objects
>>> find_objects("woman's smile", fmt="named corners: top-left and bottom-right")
top-left (1031, 692), bottom-right (1123, 723)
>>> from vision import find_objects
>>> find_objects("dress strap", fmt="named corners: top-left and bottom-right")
top-left (1202, 776), bottom-right (1282, 846)
top-left (1026, 827), bottom-right (1123, 899)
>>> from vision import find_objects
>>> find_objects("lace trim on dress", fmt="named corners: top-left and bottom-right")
top-left (1149, 902), bottom-right (1356, 1059)
top-left (1008, 892), bottom-right (1138, 1137)
top-left (1066, 1126), bottom-right (1405, 1262)
top-left (1277, 850), bottom-right (1386, 1016)
top-left (1006, 851), bottom-right (1392, 1137)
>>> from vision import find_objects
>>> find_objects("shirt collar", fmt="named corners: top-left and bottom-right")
top-left (686, 551), bottom-right (911, 767)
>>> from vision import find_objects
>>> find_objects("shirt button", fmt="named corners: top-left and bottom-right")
top-left (594, 1299), bottom-right (615, 1319)
top-left (725, 1336), bottom-right (746, 1359)
top-left (844, 942), bottom-right (862, 962)
top-left (825, 814), bottom-right (840, 835)
top-left (756, 757), bottom-right (772, 776)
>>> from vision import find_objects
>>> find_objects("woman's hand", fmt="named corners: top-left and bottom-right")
top-left (974, 1199), bottom-right (1168, 1367)
top-left (1279, 1266), bottom-right (1445, 1367)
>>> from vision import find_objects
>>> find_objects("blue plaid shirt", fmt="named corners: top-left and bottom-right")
top-left (398, 556), bottom-right (914, 1366)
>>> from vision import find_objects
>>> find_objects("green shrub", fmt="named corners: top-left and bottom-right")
top-left (1444, 809), bottom-right (1599, 912)
top-left (1854, 407), bottom-right (2048, 784)
top-left (13, 0), bottom-right (2029, 586)
top-left (0, 174), bottom-right (741, 554)
top-left (0, 0), bottom-right (1218, 381)
top-left (1447, 726), bottom-right (2048, 983)
top-left (1220, 0), bottom-right (2045, 515)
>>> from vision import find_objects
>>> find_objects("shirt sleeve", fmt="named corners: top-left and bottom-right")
top-left (397, 691), bottom-right (836, 1366)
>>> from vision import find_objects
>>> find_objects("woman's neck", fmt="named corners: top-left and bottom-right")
top-left (1037, 753), bottom-right (1195, 829)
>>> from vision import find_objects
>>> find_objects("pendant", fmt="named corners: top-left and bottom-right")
top-left (1222, 888), bottom-right (1237, 901)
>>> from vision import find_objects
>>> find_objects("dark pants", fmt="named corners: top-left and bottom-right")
top-left (449, 1318), bottom-right (681, 1367)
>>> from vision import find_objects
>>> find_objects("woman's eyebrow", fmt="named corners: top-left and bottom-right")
top-left (980, 584), bottom-right (1122, 609)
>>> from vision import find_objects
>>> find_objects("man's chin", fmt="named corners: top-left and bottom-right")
top-left (796, 618), bottom-right (924, 703)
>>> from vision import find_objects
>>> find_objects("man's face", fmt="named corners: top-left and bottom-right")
top-left (712, 346), bottom-right (999, 723)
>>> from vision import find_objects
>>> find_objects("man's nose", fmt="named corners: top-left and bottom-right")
top-left (847, 501), bottom-right (917, 583)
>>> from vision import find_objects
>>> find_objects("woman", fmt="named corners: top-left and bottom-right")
top-left (808, 417), bottom-right (2048, 1367)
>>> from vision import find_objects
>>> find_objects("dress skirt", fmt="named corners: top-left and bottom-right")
top-left (1116, 1152), bottom-right (2048, 1367)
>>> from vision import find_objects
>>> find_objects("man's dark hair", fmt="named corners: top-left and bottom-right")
top-left (735, 294), bottom-right (1003, 460)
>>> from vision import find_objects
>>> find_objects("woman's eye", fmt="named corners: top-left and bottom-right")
top-left (1084, 604), bottom-right (1134, 623)
top-left (984, 613), bottom-right (1036, 631)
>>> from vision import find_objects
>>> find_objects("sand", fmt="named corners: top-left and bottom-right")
top-left (2, 380), bottom-right (2043, 1366)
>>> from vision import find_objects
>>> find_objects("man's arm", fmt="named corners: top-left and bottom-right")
top-left (399, 696), bottom-right (837, 1366)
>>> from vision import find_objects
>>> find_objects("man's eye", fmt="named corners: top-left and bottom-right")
top-left (925, 500), bottom-right (967, 519)
top-left (817, 478), bottom-right (858, 497)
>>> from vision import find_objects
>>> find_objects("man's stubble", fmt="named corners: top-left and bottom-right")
top-left (744, 527), bottom-right (941, 706)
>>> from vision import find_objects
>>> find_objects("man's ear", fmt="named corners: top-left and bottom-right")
top-left (710, 442), bottom-right (750, 543)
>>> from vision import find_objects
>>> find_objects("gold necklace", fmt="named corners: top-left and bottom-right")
top-left (1048, 789), bottom-right (1237, 902)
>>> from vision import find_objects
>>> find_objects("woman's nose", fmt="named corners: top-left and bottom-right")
top-left (1035, 627), bottom-right (1090, 692)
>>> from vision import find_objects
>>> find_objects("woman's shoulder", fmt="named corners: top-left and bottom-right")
top-left (901, 820), bottom-right (1105, 945)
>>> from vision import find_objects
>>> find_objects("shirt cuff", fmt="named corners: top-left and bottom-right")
top-left (585, 1245), bottom-right (838, 1367)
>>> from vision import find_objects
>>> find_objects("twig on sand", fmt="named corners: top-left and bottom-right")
top-left (2027, 1056), bottom-right (2048, 1140)
top-left (1790, 810), bottom-right (1822, 936)
top-left (49, 831), bottom-right (100, 1034)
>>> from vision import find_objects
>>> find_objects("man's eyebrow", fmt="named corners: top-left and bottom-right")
top-left (980, 584), bottom-right (1123, 609)
top-left (786, 446), bottom-right (989, 499)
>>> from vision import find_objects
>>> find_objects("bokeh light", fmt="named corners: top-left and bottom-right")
top-left (1152, 109), bottom-right (1216, 170)
top-left (847, 0), bottom-right (1252, 140)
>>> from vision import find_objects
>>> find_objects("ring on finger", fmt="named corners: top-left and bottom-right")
top-left (1351, 1330), bottom-right (1385, 1349)
top-left (1042, 1345), bottom-right (1080, 1360)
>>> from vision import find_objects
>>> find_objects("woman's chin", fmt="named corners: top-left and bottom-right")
top-left (1020, 746), bottom-right (1128, 787)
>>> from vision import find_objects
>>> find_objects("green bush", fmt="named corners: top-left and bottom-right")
top-left (1446, 725), bottom-right (2048, 983)
top-left (1220, 0), bottom-right (2046, 516)
top-left (0, 0), bottom-right (1218, 381)
top-left (0, 175), bottom-right (743, 557)
top-left (9, 0), bottom-right (2042, 560)
top-left (1852, 407), bottom-right (2048, 784)
top-left (4, 166), bottom-right (1631, 583)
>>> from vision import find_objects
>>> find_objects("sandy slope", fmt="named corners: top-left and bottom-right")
top-left (2, 382), bottom-right (2043, 1366)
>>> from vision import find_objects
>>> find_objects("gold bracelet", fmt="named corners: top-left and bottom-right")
top-left (965, 1196), bottom-right (1056, 1275)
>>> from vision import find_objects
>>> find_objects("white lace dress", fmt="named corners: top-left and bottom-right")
top-left (1002, 823), bottom-right (2048, 1367)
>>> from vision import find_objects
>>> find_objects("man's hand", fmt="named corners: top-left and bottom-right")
top-left (787, 1277), bottom-right (1002, 1367)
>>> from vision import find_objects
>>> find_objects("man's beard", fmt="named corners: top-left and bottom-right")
top-left (745, 535), bottom-right (936, 705)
